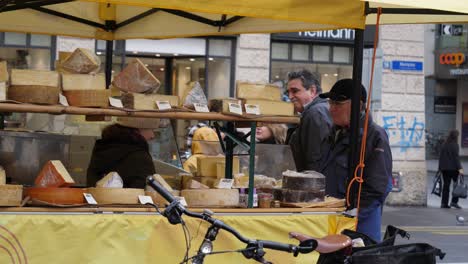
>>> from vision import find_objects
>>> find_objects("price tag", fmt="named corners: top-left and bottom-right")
top-left (109, 97), bottom-right (124, 108)
top-left (138, 195), bottom-right (154, 205)
top-left (155, 100), bottom-right (172, 110)
top-left (216, 178), bottom-right (234, 189)
top-left (228, 102), bottom-right (243, 115)
top-left (83, 193), bottom-right (97, 204)
top-left (175, 196), bottom-right (188, 206)
top-left (194, 103), bottom-right (209, 112)
top-left (59, 93), bottom-right (69, 106)
top-left (245, 104), bottom-right (260, 115)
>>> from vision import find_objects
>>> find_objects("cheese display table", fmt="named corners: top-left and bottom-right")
top-left (0, 207), bottom-right (354, 264)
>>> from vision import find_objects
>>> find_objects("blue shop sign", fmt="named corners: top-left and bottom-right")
top-left (383, 60), bottom-right (423, 71)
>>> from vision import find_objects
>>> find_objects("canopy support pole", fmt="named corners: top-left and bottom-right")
top-left (348, 28), bottom-right (365, 209)
top-left (105, 40), bottom-right (113, 88)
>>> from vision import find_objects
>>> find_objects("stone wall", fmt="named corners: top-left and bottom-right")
top-left (377, 25), bottom-right (427, 205)
top-left (235, 34), bottom-right (270, 83)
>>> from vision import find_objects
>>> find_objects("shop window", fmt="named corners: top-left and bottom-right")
top-left (333, 46), bottom-right (351, 63)
top-left (30, 34), bottom-right (51, 47)
top-left (271, 43), bottom-right (289, 60)
top-left (4, 32), bottom-right (27, 46)
top-left (208, 39), bottom-right (231, 57)
top-left (208, 57), bottom-right (231, 99)
top-left (312, 45), bottom-right (330, 62)
top-left (291, 44), bottom-right (309, 61)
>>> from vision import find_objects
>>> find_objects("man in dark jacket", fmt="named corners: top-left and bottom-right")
top-left (87, 117), bottom-right (158, 188)
top-left (319, 79), bottom-right (392, 241)
top-left (287, 70), bottom-right (332, 172)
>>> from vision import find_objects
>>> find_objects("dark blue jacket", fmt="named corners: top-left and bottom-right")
top-left (320, 114), bottom-right (392, 208)
top-left (438, 141), bottom-right (462, 171)
top-left (289, 96), bottom-right (332, 172)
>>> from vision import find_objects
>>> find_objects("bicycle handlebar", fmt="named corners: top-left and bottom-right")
top-left (147, 176), bottom-right (316, 256)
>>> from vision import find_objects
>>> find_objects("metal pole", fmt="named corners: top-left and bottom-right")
top-left (348, 29), bottom-right (364, 208)
top-left (105, 40), bottom-right (113, 88)
top-left (224, 121), bottom-right (234, 179)
top-left (248, 121), bottom-right (256, 208)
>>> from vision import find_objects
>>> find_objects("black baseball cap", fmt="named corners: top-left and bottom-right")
top-left (319, 79), bottom-right (367, 102)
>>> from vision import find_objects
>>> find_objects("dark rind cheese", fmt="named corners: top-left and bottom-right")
top-left (282, 175), bottom-right (325, 191)
top-left (281, 189), bottom-right (325, 203)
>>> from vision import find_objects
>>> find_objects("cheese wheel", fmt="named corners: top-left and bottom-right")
top-left (24, 187), bottom-right (84, 205)
top-left (281, 189), bottom-right (325, 203)
top-left (282, 173), bottom-right (325, 191)
top-left (121, 93), bottom-right (179, 110)
top-left (63, 89), bottom-right (111, 107)
top-left (0, 185), bottom-right (23, 206)
top-left (87, 188), bottom-right (144, 204)
top-left (181, 189), bottom-right (239, 207)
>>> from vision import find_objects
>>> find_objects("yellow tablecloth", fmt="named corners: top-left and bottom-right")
top-left (0, 212), bottom-right (355, 264)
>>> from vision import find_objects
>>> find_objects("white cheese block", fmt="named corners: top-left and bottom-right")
top-left (0, 61), bottom-right (8, 82)
top-left (243, 99), bottom-right (295, 116)
top-left (96, 171), bottom-right (123, 188)
top-left (11, 69), bottom-right (59, 87)
top-left (121, 93), bottom-right (179, 110)
top-left (35, 160), bottom-right (75, 187)
top-left (181, 189), bottom-right (240, 207)
top-left (236, 82), bottom-right (282, 101)
top-left (197, 156), bottom-right (239, 177)
top-left (62, 73), bottom-right (106, 91)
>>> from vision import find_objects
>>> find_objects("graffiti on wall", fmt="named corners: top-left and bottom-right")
top-left (382, 115), bottom-right (425, 152)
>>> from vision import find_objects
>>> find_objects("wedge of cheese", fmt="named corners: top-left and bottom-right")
top-left (121, 93), bottom-right (179, 110)
top-left (152, 174), bottom-right (174, 192)
top-left (35, 160), bottom-right (75, 187)
top-left (62, 73), bottom-right (106, 91)
top-left (61, 48), bottom-right (100, 74)
top-left (112, 59), bottom-right (160, 94)
top-left (236, 82), bottom-right (282, 101)
top-left (243, 99), bottom-right (295, 116)
top-left (0, 61), bottom-right (8, 82)
top-left (197, 156), bottom-right (239, 177)
top-left (181, 189), bottom-right (239, 207)
top-left (96, 171), bottom-right (123, 188)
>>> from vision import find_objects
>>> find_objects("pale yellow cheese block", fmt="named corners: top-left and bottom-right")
top-left (121, 93), bottom-right (179, 110)
top-left (197, 156), bottom-right (239, 177)
top-left (0, 82), bottom-right (6, 101)
top-left (0, 61), bottom-right (8, 82)
top-left (181, 189), bottom-right (239, 207)
top-left (62, 73), bottom-right (106, 91)
top-left (11, 69), bottom-right (59, 87)
top-left (216, 161), bottom-right (240, 178)
top-left (0, 185), bottom-right (23, 206)
top-left (236, 82), bottom-right (282, 101)
top-left (0, 167), bottom-right (6, 185)
top-left (243, 99), bottom-right (295, 116)
top-left (186, 179), bottom-right (209, 189)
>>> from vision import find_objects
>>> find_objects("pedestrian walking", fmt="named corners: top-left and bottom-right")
top-left (439, 129), bottom-right (463, 209)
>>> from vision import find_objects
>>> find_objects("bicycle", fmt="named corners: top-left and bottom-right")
top-left (147, 176), bottom-right (352, 264)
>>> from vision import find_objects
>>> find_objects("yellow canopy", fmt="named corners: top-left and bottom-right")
top-left (1, 0), bottom-right (468, 40)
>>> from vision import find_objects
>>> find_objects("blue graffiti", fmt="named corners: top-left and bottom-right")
top-left (382, 116), bottom-right (425, 152)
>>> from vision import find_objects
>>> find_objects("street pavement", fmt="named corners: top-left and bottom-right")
top-left (381, 160), bottom-right (468, 263)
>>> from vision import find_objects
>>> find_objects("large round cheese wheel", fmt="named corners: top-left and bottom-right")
top-left (87, 188), bottom-right (144, 204)
top-left (181, 189), bottom-right (239, 208)
top-left (282, 171), bottom-right (325, 191)
top-left (24, 187), bottom-right (85, 205)
top-left (145, 190), bottom-right (180, 206)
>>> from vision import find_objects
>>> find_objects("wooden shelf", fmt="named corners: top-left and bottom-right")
top-left (0, 103), bottom-right (299, 124)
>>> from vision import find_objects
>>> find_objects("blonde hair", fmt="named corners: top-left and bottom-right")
top-left (262, 124), bottom-right (287, 144)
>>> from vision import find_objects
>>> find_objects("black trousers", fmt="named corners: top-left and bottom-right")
top-left (441, 170), bottom-right (459, 206)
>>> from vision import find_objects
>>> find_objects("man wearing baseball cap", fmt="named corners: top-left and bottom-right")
top-left (319, 79), bottom-right (392, 241)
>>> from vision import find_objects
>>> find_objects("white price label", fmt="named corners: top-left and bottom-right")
top-left (216, 178), bottom-right (234, 189)
top-left (138, 195), bottom-right (154, 205)
top-left (194, 103), bottom-right (210, 112)
top-left (175, 196), bottom-right (188, 206)
top-left (245, 104), bottom-right (260, 115)
top-left (155, 100), bottom-right (172, 110)
top-left (83, 193), bottom-right (97, 204)
top-left (109, 97), bottom-right (124, 108)
top-left (228, 102), bottom-right (243, 115)
top-left (59, 93), bottom-right (69, 106)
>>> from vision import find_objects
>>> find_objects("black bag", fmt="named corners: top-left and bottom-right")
top-left (452, 174), bottom-right (467, 199)
top-left (349, 243), bottom-right (445, 264)
top-left (317, 225), bottom-right (409, 264)
top-left (431, 171), bottom-right (442, 197)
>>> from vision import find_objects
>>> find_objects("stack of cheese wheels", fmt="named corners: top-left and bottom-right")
top-left (281, 170), bottom-right (326, 203)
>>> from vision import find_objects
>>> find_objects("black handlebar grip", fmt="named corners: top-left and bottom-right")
top-left (147, 175), bottom-right (175, 203)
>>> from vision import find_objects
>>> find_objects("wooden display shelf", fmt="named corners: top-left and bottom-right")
top-left (0, 102), bottom-right (299, 124)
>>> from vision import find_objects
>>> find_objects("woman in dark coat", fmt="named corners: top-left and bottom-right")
top-left (439, 130), bottom-right (463, 209)
top-left (87, 117), bottom-right (158, 188)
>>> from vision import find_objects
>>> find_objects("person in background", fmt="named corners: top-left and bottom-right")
top-left (319, 79), bottom-right (392, 241)
top-left (183, 126), bottom-right (220, 175)
top-left (439, 129), bottom-right (463, 209)
top-left (87, 117), bottom-right (159, 188)
top-left (287, 69), bottom-right (332, 171)
top-left (256, 123), bottom-right (288, 144)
